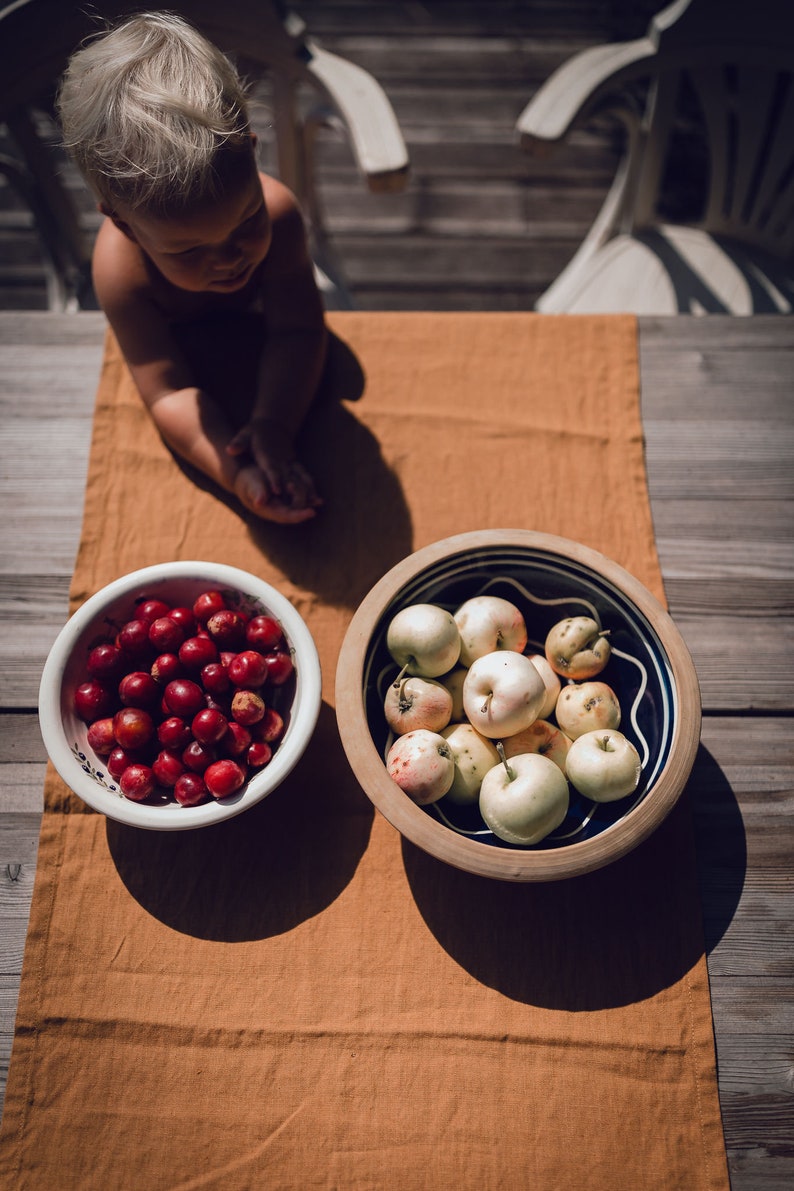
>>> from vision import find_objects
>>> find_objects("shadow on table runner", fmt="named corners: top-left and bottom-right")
top-left (404, 766), bottom-right (746, 1011)
top-left (0, 313), bottom-right (732, 1191)
top-left (106, 702), bottom-right (375, 940)
top-left (170, 314), bottom-right (417, 607)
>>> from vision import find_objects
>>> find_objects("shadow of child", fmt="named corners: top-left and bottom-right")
top-left (172, 316), bottom-right (413, 607)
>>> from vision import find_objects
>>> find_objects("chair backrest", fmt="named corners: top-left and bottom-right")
top-left (624, 0), bottom-right (794, 260)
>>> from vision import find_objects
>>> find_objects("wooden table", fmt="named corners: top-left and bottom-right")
top-left (0, 312), bottom-right (791, 1189)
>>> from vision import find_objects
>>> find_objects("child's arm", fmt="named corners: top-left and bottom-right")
top-left (226, 177), bottom-right (328, 513)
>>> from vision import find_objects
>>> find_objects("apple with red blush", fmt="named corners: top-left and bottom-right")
top-left (453, 595), bottom-right (527, 666)
top-left (502, 719), bottom-right (571, 774)
top-left (386, 729), bottom-right (455, 805)
top-left (384, 675), bottom-right (453, 736)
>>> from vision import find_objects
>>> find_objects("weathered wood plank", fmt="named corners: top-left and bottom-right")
top-left (0, 310), bottom-right (791, 1181)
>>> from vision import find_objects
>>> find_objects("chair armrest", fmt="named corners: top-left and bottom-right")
top-left (516, 38), bottom-right (656, 152)
top-left (304, 42), bottom-right (409, 192)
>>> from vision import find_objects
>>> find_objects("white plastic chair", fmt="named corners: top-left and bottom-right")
top-left (0, 0), bottom-right (409, 310)
top-left (516, 0), bottom-right (794, 314)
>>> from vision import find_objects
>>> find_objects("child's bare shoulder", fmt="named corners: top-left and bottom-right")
top-left (261, 171), bottom-right (301, 220)
top-left (92, 217), bottom-right (153, 309)
top-left (260, 172), bottom-right (311, 264)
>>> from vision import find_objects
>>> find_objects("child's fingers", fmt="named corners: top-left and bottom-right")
top-left (226, 427), bottom-right (252, 456)
top-left (284, 463), bottom-right (323, 510)
top-left (255, 502), bottom-right (318, 525)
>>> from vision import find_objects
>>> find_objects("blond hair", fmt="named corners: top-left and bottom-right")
top-left (57, 11), bottom-right (252, 213)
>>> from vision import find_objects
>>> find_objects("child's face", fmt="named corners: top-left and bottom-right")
top-left (114, 166), bottom-right (272, 293)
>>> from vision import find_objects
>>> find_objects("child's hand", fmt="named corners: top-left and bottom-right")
top-left (227, 418), bottom-right (322, 524)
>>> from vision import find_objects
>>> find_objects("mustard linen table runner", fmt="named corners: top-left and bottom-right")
top-left (0, 313), bottom-right (729, 1190)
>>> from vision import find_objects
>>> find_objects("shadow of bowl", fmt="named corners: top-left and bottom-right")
top-left (107, 701), bottom-right (374, 941)
top-left (401, 745), bottom-right (746, 1010)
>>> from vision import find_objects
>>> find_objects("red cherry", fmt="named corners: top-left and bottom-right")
top-left (87, 717), bottom-right (116, 756)
top-left (118, 670), bottom-right (160, 709)
top-left (116, 618), bottom-right (152, 660)
top-left (173, 772), bottom-right (209, 807)
top-left (148, 616), bottom-right (185, 653)
top-left (246, 615), bottom-right (284, 651)
top-left (167, 606), bottom-right (197, 634)
top-left (152, 749), bottom-right (186, 788)
top-left (157, 715), bottom-right (192, 750)
top-left (253, 707), bottom-right (285, 743)
top-left (222, 721), bottom-right (251, 758)
top-left (74, 679), bottom-right (116, 723)
top-left (228, 650), bottom-right (268, 688)
top-left (182, 740), bottom-right (216, 774)
top-left (204, 759), bottom-right (246, 799)
top-left (86, 643), bottom-right (124, 681)
top-left (119, 763), bottom-right (156, 802)
top-left (164, 678), bottom-right (206, 718)
top-left (193, 590), bottom-right (226, 625)
top-left (179, 635), bottom-right (218, 671)
top-left (136, 598), bottom-right (171, 625)
top-left (264, 650), bottom-right (294, 685)
top-left (200, 662), bottom-right (230, 696)
top-left (107, 746), bottom-right (139, 780)
top-left (113, 707), bottom-right (155, 751)
top-left (191, 707), bottom-right (228, 745)
top-left (247, 740), bottom-right (273, 769)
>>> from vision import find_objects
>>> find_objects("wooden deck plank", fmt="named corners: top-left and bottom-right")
top-left (0, 311), bottom-right (791, 1184)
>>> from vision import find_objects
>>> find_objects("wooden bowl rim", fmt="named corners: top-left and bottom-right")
top-left (335, 529), bottom-right (701, 882)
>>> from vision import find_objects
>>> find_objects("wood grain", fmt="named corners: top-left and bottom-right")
top-left (0, 4), bottom-right (791, 1183)
top-left (1, 312), bottom-right (792, 1189)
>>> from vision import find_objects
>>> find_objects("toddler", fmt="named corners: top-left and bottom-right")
top-left (57, 11), bottom-right (327, 523)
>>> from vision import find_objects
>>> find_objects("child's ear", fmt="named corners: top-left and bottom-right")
top-left (99, 203), bottom-right (138, 243)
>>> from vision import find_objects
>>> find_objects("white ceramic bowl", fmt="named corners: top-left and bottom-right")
top-left (335, 530), bottom-right (701, 882)
top-left (39, 561), bottom-right (322, 830)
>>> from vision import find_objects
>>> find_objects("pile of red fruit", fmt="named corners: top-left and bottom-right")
top-left (73, 588), bottom-right (295, 807)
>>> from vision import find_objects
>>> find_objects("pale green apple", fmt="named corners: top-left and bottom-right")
top-left (440, 722), bottom-right (500, 804)
top-left (479, 748), bottom-right (569, 845)
top-left (566, 729), bottom-right (641, 802)
top-left (462, 650), bottom-right (546, 739)
top-left (386, 603), bottom-right (461, 678)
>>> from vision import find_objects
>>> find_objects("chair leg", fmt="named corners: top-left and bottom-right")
top-left (4, 107), bottom-right (90, 310)
top-left (269, 74), bottom-right (354, 309)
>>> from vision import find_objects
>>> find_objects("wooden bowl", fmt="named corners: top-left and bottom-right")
top-left (335, 530), bottom-right (701, 881)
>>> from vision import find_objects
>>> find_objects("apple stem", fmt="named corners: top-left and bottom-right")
top-left (496, 741), bottom-right (515, 782)
top-left (480, 692), bottom-right (492, 715)
top-left (392, 662), bottom-right (411, 687)
top-left (598, 734), bottom-right (613, 751)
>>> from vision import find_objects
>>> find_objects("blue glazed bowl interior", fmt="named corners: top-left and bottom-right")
top-left (362, 545), bottom-right (677, 853)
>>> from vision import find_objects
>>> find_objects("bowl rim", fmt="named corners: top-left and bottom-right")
top-left (334, 529), bottom-right (701, 881)
top-left (39, 560), bottom-right (322, 831)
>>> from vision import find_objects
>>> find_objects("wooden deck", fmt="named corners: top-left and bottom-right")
top-left (2, 311), bottom-right (792, 1191)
